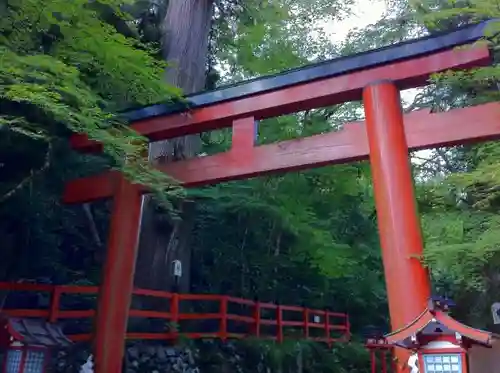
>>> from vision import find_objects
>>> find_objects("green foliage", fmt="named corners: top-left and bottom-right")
top-left (402, 0), bottom-right (500, 326)
top-left (213, 0), bottom-right (352, 82)
top-left (422, 210), bottom-right (500, 289)
top-left (0, 0), bottom-right (183, 208)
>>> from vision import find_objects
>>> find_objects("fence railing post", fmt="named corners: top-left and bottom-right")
top-left (345, 314), bottom-right (351, 340)
top-left (49, 287), bottom-right (61, 323)
top-left (303, 308), bottom-right (309, 339)
top-left (325, 310), bottom-right (331, 347)
top-left (381, 350), bottom-right (387, 373)
top-left (220, 296), bottom-right (228, 341)
top-left (253, 299), bottom-right (261, 337)
top-left (276, 304), bottom-right (283, 343)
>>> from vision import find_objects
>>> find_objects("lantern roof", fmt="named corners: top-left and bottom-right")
top-left (383, 298), bottom-right (499, 349)
top-left (1, 317), bottom-right (72, 347)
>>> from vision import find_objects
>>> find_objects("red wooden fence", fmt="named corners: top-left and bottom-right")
top-left (0, 282), bottom-right (350, 345)
top-left (366, 342), bottom-right (396, 373)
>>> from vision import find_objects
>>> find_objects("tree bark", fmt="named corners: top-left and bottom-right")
top-left (134, 0), bottom-right (214, 294)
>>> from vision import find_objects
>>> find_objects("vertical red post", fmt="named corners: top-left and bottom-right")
top-left (170, 293), bottom-right (180, 339)
top-left (231, 117), bottom-right (256, 150)
top-left (231, 117), bottom-right (256, 165)
top-left (363, 81), bottom-right (431, 372)
top-left (345, 314), bottom-right (351, 341)
top-left (324, 311), bottom-right (330, 346)
top-left (303, 308), bottom-right (309, 339)
top-left (276, 305), bottom-right (283, 343)
top-left (253, 301), bottom-right (261, 337)
top-left (93, 175), bottom-right (143, 373)
top-left (49, 287), bottom-right (61, 323)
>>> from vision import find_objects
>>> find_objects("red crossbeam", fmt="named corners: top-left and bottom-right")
top-left (63, 103), bottom-right (500, 204)
top-left (0, 282), bottom-right (349, 345)
top-left (70, 45), bottom-right (490, 152)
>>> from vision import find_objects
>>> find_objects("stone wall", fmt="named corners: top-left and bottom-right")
top-left (52, 340), bottom-right (274, 373)
top-left (124, 344), bottom-right (199, 373)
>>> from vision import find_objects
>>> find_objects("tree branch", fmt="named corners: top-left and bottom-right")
top-left (0, 142), bottom-right (52, 204)
top-left (82, 203), bottom-right (103, 248)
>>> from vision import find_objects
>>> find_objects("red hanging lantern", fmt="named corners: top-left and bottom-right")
top-left (0, 317), bottom-right (71, 373)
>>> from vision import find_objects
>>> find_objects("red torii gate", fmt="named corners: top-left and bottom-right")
top-left (64, 21), bottom-right (500, 373)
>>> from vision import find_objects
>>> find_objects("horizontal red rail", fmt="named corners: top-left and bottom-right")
top-left (0, 282), bottom-right (350, 345)
top-left (63, 102), bottom-right (500, 204)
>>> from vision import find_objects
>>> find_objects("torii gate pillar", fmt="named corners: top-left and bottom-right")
top-left (363, 81), bottom-right (431, 372)
top-left (94, 176), bottom-right (143, 373)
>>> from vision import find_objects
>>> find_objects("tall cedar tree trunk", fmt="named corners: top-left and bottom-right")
top-left (134, 0), bottom-right (214, 293)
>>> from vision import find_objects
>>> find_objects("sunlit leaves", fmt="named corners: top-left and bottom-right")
top-left (0, 0), bottom-right (183, 207)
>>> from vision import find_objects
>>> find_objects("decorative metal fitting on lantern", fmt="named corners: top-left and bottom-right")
top-left (0, 317), bottom-right (71, 373)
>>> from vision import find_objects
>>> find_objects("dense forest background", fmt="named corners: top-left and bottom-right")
top-left (1, 0), bottom-right (500, 372)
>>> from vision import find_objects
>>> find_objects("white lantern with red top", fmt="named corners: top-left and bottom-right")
top-left (381, 297), bottom-right (499, 373)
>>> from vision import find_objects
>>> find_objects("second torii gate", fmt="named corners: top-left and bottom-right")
top-left (64, 21), bottom-right (500, 373)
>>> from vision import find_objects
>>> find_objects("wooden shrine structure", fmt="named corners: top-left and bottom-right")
top-left (9, 20), bottom-right (499, 373)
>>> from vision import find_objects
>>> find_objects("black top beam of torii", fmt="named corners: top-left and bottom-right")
top-left (124, 20), bottom-right (492, 123)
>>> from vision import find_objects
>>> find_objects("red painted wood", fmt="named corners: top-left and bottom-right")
top-left (71, 45), bottom-right (490, 152)
top-left (280, 305), bottom-right (304, 312)
top-left (0, 283), bottom-right (53, 292)
top-left (382, 350), bottom-right (387, 373)
top-left (232, 117), bottom-right (256, 150)
top-left (178, 293), bottom-right (221, 301)
top-left (325, 311), bottom-right (331, 347)
top-left (179, 313), bottom-right (221, 320)
top-left (171, 293), bottom-right (179, 322)
top-left (93, 176), bottom-right (143, 373)
top-left (303, 308), bottom-right (309, 339)
top-left (253, 301), bottom-right (261, 337)
top-left (0, 281), bottom-right (350, 345)
top-left (170, 293), bottom-right (179, 340)
top-left (277, 305), bottom-right (283, 343)
top-left (220, 296), bottom-right (229, 341)
top-left (63, 102), bottom-right (500, 204)
top-left (345, 315), bottom-right (351, 340)
top-left (363, 81), bottom-right (431, 373)
top-left (49, 287), bottom-right (61, 323)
